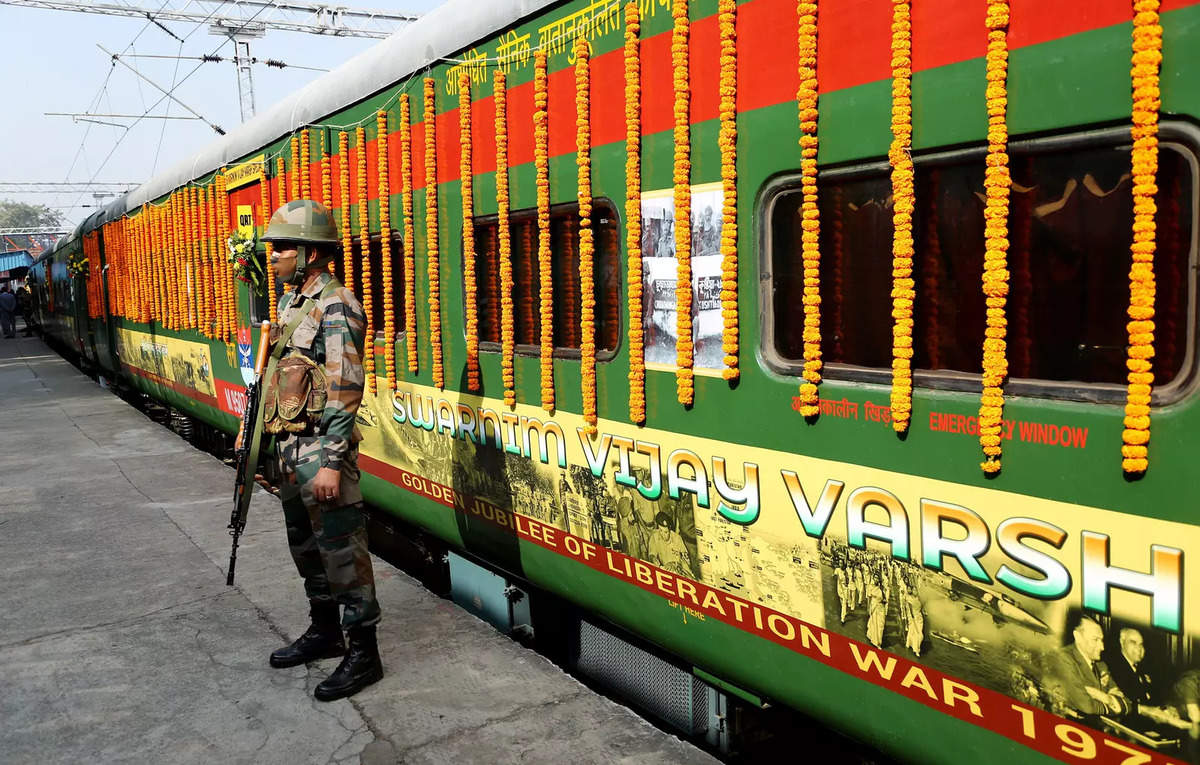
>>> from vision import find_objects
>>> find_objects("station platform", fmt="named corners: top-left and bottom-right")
top-left (0, 335), bottom-right (719, 765)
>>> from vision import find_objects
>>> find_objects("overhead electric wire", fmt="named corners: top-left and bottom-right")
top-left (64, 0), bottom-right (272, 219)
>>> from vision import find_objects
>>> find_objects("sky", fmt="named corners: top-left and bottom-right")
top-left (0, 0), bottom-right (448, 229)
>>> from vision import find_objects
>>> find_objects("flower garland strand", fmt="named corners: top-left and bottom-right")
top-left (888, 0), bottom-right (915, 433)
top-left (1123, 0), bottom-right (1163, 474)
top-left (263, 160), bottom-right (279, 323)
top-left (321, 130), bottom-right (332, 210)
top-left (290, 135), bottom-right (301, 201)
top-left (377, 109), bottom-right (397, 391)
top-left (624, 2), bottom-right (645, 424)
top-left (356, 125), bottom-right (376, 394)
top-left (160, 200), bottom-right (171, 326)
top-left (979, 0), bottom-right (1012, 474)
top-left (718, 0), bottom-right (740, 382)
top-left (672, 0), bottom-right (694, 406)
top-left (535, 50), bottom-right (555, 412)
top-left (576, 34), bottom-right (598, 434)
top-left (338, 131), bottom-right (355, 292)
top-left (424, 78), bottom-right (444, 390)
top-left (495, 69), bottom-right (515, 406)
top-left (198, 185), bottom-right (210, 336)
top-left (218, 173), bottom-right (234, 334)
top-left (206, 184), bottom-right (222, 338)
top-left (186, 186), bottom-right (197, 329)
top-left (171, 191), bottom-right (182, 329)
top-left (163, 193), bottom-right (173, 328)
top-left (399, 94), bottom-right (418, 374)
top-left (300, 128), bottom-right (311, 200)
top-left (139, 209), bottom-right (149, 322)
top-left (459, 75), bottom-right (481, 392)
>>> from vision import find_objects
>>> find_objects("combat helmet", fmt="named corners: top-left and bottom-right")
top-left (261, 199), bottom-right (340, 285)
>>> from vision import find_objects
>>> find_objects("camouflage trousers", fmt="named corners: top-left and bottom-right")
top-left (277, 434), bottom-right (381, 629)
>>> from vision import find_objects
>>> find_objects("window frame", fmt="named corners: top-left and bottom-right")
top-left (758, 121), bottom-right (1200, 406)
top-left (466, 198), bottom-right (623, 362)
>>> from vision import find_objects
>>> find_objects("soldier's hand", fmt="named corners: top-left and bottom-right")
top-left (313, 467), bottom-right (341, 504)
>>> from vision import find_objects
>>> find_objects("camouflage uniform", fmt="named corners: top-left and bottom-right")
top-left (274, 269), bottom-right (381, 629)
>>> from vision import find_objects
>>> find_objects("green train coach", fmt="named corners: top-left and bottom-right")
top-left (28, 0), bottom-right (1200, 761)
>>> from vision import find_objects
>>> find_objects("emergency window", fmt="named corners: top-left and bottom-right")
top-left (767, 131), bottom-right (1196, 391)
top-left (471, 200), bottom-right (621, 354)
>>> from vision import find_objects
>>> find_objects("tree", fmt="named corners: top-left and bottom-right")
top-left (0, 200), bottom-right (63, 229)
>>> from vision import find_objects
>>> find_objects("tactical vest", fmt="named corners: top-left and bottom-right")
top-left (261, 282), bottom-right (337, 436)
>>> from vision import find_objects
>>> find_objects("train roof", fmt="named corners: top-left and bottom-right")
top-left (121, 0), bottom-right (557, 215)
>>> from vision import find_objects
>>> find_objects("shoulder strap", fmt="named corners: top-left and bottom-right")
top-left (270, 280), bottom-right (342, 361)
top-left (271, 298), bottom-right (312, 361)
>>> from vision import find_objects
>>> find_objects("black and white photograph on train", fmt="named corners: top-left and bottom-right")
top-left (640, 184), bottom-right (726, 372)
top-left (820, 537), bottom-right (1200, 762)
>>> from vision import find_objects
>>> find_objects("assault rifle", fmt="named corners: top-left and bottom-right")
top-left (227, 321), bottom-right (272, 586)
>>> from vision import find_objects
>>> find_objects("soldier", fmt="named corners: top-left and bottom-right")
top-left (260, 200), bottom-right (383, 701)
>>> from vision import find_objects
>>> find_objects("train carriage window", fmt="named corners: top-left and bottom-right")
top-left (472, 200), bottom-right (621, 355)
top-left (363, 231), bottom-right (406, 337)
top-left (766, 127), bottom-right (1197, 397)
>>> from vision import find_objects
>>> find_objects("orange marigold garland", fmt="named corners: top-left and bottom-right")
top-left (399, 94), bottom-right (417, 374)
top-left (535, 50), bottom-right (555, 412)
top-left (321, 130), bottom-right (332, 210)
top-left (198, 185), bottom-right (210, 336)
top-left (576, 35), bottom-right (598, 433)
top-left (338, 131), bottom-right (355, 292)
top-left (718, 0), bottom-right (739, 381)
top-left (377, 109), bottom-right (396, 391)
top-left (1123, 0), bottom-right (1163, 474)
top-left (672, 0), bottom-right (694, 406)
top-left (460, 75), bottom-right (481, 391)
top-left (206, 184), bottom-right (222, 338)
top-left (357, 125), bottom-right (377, 394)
top-left (264, 161), bottom-right (280, 324)
top-left (888, 0), bottom-right (915, 432)
top-left (171, 191), bottom-right (183, 329)
top-left (424, 77), bottom-right (444, 390)
top-left (217, 172), bottom-right (233, 333)
top-left (979, 0), bottom-right (1012, 474)
top-left (290, 135), bottom-right (301, 201)
top-left (300, 128), bottom-right (311, 200)
top-left (495, 69), bottom-right (515, 406)
top-left (624, 2), bottom-right (645, 424)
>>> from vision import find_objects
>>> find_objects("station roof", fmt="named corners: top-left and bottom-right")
top-left (0, 250), bottom-right (33, 273)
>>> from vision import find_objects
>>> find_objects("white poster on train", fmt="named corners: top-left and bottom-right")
top-left (641, 184), bottom-right (726, 373)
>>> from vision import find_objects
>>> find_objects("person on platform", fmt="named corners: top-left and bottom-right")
top-left (0, 286), bottom-right (16, 338)
top-left (260, 200), bottom-right (382, 702)
top-left (15, 285), bottom-right (32, 336)
top-left (1046, 617), bottom-right (1129, 718)
top-left (648, 511), bottom-right (691, 576)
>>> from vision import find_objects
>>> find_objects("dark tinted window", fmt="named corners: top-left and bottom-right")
top-left (473, 200), bottom-right (620, 353)
top-left (770, 137), bottom-right (1194, 387)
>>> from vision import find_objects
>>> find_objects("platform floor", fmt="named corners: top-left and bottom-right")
top-left (0, 335), bottom-right (719, 765)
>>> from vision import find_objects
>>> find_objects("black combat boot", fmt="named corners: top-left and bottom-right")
top-left (313, 625), bottom-right (383, 701)
top-left (269, 602), bottom-right (345, 668)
